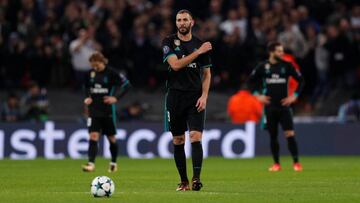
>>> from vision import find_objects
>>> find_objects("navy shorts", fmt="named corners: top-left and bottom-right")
top-left (165, 89), bottom-right (205, 135)
top-left (263, 106), bottom-right (294, 132)
top-left (87, 117), bottom-right (116, 136)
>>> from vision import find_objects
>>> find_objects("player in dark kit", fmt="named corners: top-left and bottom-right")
top-left (248, 42), bottom-right (304, 172)
top-left (82, 52), bottom-right (130, 173)
top-left (162, 9), bottom-right (212, 191)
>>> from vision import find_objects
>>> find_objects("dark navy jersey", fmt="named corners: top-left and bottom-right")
top-left (248, 59), bottom-right (304, 107)
top-left (85, 66), bottom-right (129, 117)
top-left (162, 34), bottom-right (212, 91)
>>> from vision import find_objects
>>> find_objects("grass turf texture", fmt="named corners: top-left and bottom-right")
top-left (0, 157), bottom-right (359, 203)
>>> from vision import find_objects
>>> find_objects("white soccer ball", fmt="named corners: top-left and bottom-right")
top-left (90, 176), bottom-right (115, 197)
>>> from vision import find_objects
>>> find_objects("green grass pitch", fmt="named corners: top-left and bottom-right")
top-left (1, 157), bottom-right (359, 203)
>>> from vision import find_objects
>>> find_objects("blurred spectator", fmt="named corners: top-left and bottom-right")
top-left (99, 18), bottom-right (131, 72)
top-left (0, 0), bottom-right (358, 117)
top-left (218, 30), bottom-right (246, 89)
top-left (253, 0), bottom-right (269, 17)
top-left (20, 81), bottom-right (49, 122)
top-left (3, 32), bottom-right (27, 88)
top-left (69, 28), bottom-right (101, 89)
top-left (338, 93), bottom-right (360, 123)
top-left (1, 92), bottom-right (22, 122)
top-left (350, 5), bottom-right (360, 29)
top-left (220, 8), bottom-right (248, 42)
top-left (227, 84), bottom-right (263, 124)
top-left (27, 35), bottom-right (55, 87)
top-left (324, 24), bottom-right (354, 88)
top-left (128, 16), bottom-right (159, 88)
top-left (77, 105), bottom-right (89, 124)
top-left (301, 23), bottom-right (319, 95)
top-left (208, 0), bottom-right (223, 25)
top-left (310, 33), bottom-right (330, 106)
top-left (297, 5), bottom-right (320, 35)
top-left (118, 101), bottom-right (148, 121)
top-left (278, 17), bottom-right (308, 58)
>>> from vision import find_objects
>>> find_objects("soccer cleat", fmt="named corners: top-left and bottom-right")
top-left (191, 178), bottom-right (203, 191)
top-left (108, 163), bottom-right (118, 173)
top-left (176, 181), bottom-right (190, 191)
top-left (82, 163), bottom-right (95, 172)
top-left (268, 163), bottom-right (281, 172)
top-left (293, 162), bottom-right (303, 172)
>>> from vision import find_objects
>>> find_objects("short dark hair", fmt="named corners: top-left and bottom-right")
top-left (176, 9), bottom-right (193, 19)
top-left (267, 41), bottom-right (282, 53)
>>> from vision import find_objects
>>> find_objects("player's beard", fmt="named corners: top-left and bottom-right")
top-left (274, 55), bottom-right (283, 62)
top-left (177, 25), bottom-right (191, 35)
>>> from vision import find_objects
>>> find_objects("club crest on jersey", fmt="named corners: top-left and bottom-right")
top-left (163, 46), bottom-right (170, 54)
top-left (265, 63), bottom-right (271, 74)
top-left (174, 39), bottom-right (180, 46)
top-left (90, 71), bottom-right (96, 78)
top-left (265, 63), bottom-right (270, 70)
top-left (281, 67), bottom-right (286, 74)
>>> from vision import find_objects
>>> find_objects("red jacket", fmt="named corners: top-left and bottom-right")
top-left (283, 54), bottom-right (300, 96)
top-left (227, 90), bottom-right (263, 124)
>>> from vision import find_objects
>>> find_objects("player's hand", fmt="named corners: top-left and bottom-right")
top-left (197, 42), bottom-right (212, 55)
top-left (103, 96), bottom-right (117, 104)
top-left (281, 95), bottom-right (297, 106)
top-left (255, 95), bottom-right (271, 105)
top-left (196, 95), bottom-right (207, 112)
top-left (84, 97), bottom-right (93, 105)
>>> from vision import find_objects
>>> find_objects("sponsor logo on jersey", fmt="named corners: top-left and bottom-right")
top-left (265, 63), bottom-right (271, 74)
top-left (266, 74), bottom-right (286, 84)
top-left (266, 78), bottom-right (286, 84)
top-left (265, 63), bottom-right (270, 70)
top-left (182, 55), bottom-right (197, 68)
top-left (90, 83), bottom-right (109, 94)
top-left (280, 67), bottom-right (286, 74)
top-left (187, 63), bottom-right (197, 68)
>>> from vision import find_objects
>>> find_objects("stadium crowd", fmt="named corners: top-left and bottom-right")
top-left (0, 0), bottom-right (359, 121)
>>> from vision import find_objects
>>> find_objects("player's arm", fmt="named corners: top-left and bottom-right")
top-left (281, 64), bottom-right (305, 106)
top-left (103, 72), bottom-right (131, 105)
top-left (196, 68), bottom-right (211, 112)
top-left (70, 36), bottom-right (87, 53)
top-left (247, 64), bottom-right (262, 94)
top-left (114, 79), bottom-right (131, 100)
top-left (167, 42), bottom-right (212, 71)
top-left (248, 64), bottom-right (270, 105)
top-left (162, 39), bottom-right (212, 71)
top-left (83, 72), bottom-right (92, 105)
top-left (288, 64), bottom-right (304, 97)
top-left (71, 41), bottom-right (84, 53)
